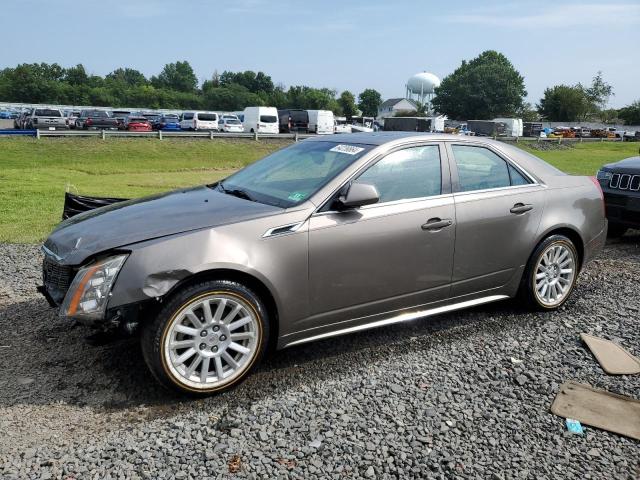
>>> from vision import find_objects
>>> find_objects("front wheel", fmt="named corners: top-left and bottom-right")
top-left (141, 280), bottom-right (269, 395)
top-left (520, 235), bottom-right (579, 310)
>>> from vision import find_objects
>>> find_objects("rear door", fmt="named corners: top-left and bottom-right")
top-left (306, 143), bottom-right (455, 331)
top-left (447, 143), bottom-right (545, 296)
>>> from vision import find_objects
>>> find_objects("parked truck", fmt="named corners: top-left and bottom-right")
top-left (467, 120), bottom-right (507, 137)
top-left (76, 110), bottom-right (119, 130)
top-left (26, 108), bottom-right (69, 130)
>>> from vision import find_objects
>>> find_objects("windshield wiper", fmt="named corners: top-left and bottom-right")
top-left (218, 182), bottom-right (255, 202)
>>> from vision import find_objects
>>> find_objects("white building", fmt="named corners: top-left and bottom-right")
top-left (377, 98), bottom-right (419, 120)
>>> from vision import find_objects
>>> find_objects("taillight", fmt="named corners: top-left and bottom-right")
top-left (86, 118), bottom-right (93, 126)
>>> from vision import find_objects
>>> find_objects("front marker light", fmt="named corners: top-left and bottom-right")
top-left (60, 254), bottom-right (128, 321)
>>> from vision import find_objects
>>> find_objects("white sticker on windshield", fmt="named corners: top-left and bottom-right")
top-left (330, 144), bottom-right (365, 155)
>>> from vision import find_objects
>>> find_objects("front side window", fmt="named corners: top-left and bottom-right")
top-left (354, 145), bottom-right (442, 203)
top-left (452, 145), bottom-right (529, 192)
top-left (220, 141), bottom-right (373, 208)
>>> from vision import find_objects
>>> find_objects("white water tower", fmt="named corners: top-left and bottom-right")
top-left (406, 72), bottom-right (441, 108)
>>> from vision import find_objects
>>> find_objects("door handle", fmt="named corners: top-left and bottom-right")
top-left (421, 217), bottom-right (453, 231)
top-left (510, 203), bottom-right (533, 214)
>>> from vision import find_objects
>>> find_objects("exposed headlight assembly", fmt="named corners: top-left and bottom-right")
top-left (596, 170), bottom-right (612, 181)
top-left (60, 254), bottom-right (128, 321)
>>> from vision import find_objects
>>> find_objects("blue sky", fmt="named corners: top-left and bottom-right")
top-left (3, 0), bottom-right (639, 107)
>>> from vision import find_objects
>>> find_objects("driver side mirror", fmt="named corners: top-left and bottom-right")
top-left (337, 183), bottom-right (380, 209)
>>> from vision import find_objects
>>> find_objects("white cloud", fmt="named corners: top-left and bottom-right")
top-left (445, 3), bottom-right (640, 28)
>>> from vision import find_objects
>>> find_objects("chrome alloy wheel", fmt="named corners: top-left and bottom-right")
top-left (533, 243), bottom-right (576, 307)
top-left (163, 294), bottom-right (259, 390)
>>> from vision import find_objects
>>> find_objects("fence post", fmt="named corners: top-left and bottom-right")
top-left (101, 129), bottom-right (106, 140)
top-left (558, 136), bottom-right (562, 145)
top-left (158, 130), bottom-right (163, 140)
top-left (294, 132), bottom-right (299, 142)
top-left (254, 130), bottom-right (258, 141)
top-left (35, 128), bottom-right (40, 140)
top-left (515, 136), bottom-right (519, 143)
top-left (600, 137), bottom-right (604, 142)
top-left (210, 130), bottom-right (214, 140)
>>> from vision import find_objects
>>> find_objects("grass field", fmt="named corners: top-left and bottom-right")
top-left (0, 137), bottom-right (638, 243)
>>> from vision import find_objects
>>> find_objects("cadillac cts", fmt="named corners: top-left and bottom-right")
top-left (40, 133), bottom-right (607, 394)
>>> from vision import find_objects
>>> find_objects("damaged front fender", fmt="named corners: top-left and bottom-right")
top-left (142, 269), bottom-right (192, 298)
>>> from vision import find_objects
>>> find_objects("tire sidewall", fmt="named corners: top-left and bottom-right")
top-left (525, 235), bottom-right (579, 310)
top-left (141, 280), bottom-right (269, 395)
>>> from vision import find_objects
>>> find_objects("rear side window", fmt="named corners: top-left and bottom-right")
top-left (452, 145), bottom-right (530, 192)
top-left (354, 145), bottom-right (442, 203)
top-left (34, 109), bottom-right (62, 117)
top-left (197, 113), bottom-right (217, 121)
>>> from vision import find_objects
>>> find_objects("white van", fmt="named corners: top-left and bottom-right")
top-left (307, 110), bottom-right (335, 134)
top-left (180, 111), bottom-right (219, 131)
top-left (242, 106), bottom-right (279, 134)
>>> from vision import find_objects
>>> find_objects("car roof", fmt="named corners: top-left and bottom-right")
top-left (303, 131), bottom-right (493, 146)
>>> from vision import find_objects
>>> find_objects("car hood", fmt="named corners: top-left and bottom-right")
top-left (44, 186), bottom-right (281, 265)
top-left (603, 156), bottom-right (640, 173)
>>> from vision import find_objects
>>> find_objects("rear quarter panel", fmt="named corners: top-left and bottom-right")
top-left (535, 175), bottom-right (606, 267)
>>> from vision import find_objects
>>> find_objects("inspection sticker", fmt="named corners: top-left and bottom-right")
top-left (288, 192), bottom-right (307, 201)
top-left (330, 144), bottom-right (365, 155)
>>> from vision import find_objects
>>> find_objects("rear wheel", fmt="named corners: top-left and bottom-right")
top-left (141, 280), bottom-right (268, 395)
top-left (607, 223), bottom-right (627, 238)
top-left (520, 235), bottom-right (578, 310)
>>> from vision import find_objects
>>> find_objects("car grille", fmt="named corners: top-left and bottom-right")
top-left (610, 173), bottom-right (640, 191)
top-left (43, 255), bottom-right (74, 303)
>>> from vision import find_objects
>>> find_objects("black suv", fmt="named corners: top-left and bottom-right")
top-left (597, 155), bottom-right (640, 236)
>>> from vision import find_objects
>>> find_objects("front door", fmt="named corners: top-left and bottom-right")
top-left (303, 143), bottom-right (456, 333)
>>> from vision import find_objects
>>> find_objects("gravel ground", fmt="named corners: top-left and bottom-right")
top-left (0, 234), bottom-right (639, 479)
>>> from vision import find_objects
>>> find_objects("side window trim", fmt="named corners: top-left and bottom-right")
top-left (445, 142), bottom-right (537, 195)
top-left (316, 142), bottom-right (450, 213)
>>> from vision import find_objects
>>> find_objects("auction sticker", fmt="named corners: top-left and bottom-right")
top-left (330, 144), bottom-right (365, 155)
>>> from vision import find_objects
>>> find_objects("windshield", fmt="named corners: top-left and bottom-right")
top-left (225, 119), bottom-right (241, 125)
top-left (198, 113), bottom-right (217, 121)
top-left (163, 115), bottom-right (179, 121)
top-left (219, 141), bottom-right (372, 208)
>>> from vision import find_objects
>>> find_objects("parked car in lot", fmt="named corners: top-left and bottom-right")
top-left (153, 114), bottom-right (181, 131)
top-left (307, 110), bottom-right (335, 134)
top-left (241, 107), bottom-right (278, 134)
top-left (76, 110), bottom-right (119, 130)
top-left (65, 111), bottom-right (81, 129)
top-left (180, 112), bottom-right (219, 131)
top-left (278, 109), bottom-right (309, 133)
top-left (14, 111), bottom-right (31, 129)
top-left (218, 117), bottom-right (244, 133)
top-left (334, 116), bottom-right (352, 134)
top-left (110, 110), bottom-right (132, 130)
top-left (597, 156), bottom-right (640, 237)
top-left (126, 117), bottom-right (152, 132)
top-left (39, 132), bottom-right (607, 395)
top-left (26, 108), bottom-right (69, 130)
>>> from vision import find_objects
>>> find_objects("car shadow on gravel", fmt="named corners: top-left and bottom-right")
top-left (0, 231), bottom-right (637, 413)
top-left (0, 294), bottom-right (547, 411)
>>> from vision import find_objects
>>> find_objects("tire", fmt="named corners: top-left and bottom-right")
top-left (607, 224), bottom-right (627, 238)
top-left (141, 280), bottom-right (269, 395)
top-left (520, 235), bottom-right (579, 310)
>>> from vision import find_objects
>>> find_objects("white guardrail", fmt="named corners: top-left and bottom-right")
top-left (0, 128), bottom-right (629, 142)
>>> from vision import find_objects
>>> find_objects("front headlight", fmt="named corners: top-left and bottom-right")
top-left (596, 169), bottom-right (613, 181)
top-left (60, 254), bottom-right (128, 321)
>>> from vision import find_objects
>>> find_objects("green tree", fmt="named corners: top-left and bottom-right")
top-left (585, 71), bottom-right (613, 113)
top-left (337, 90), bottom-right (357, 119)
top-left (106, 68), bottom-right (148, 87)
top-left (151, 61), bottom-right (198, 93)
top-left (537, 84), bottom-right (591, 121)
top-left (618, 100), bottom-right (640, 125)
top-left (64, 64), bottom-right (89, 86)
top-left (432, 50), bottom-right (526, 120)
top-left (358, 89), bottom-right (382, 117)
